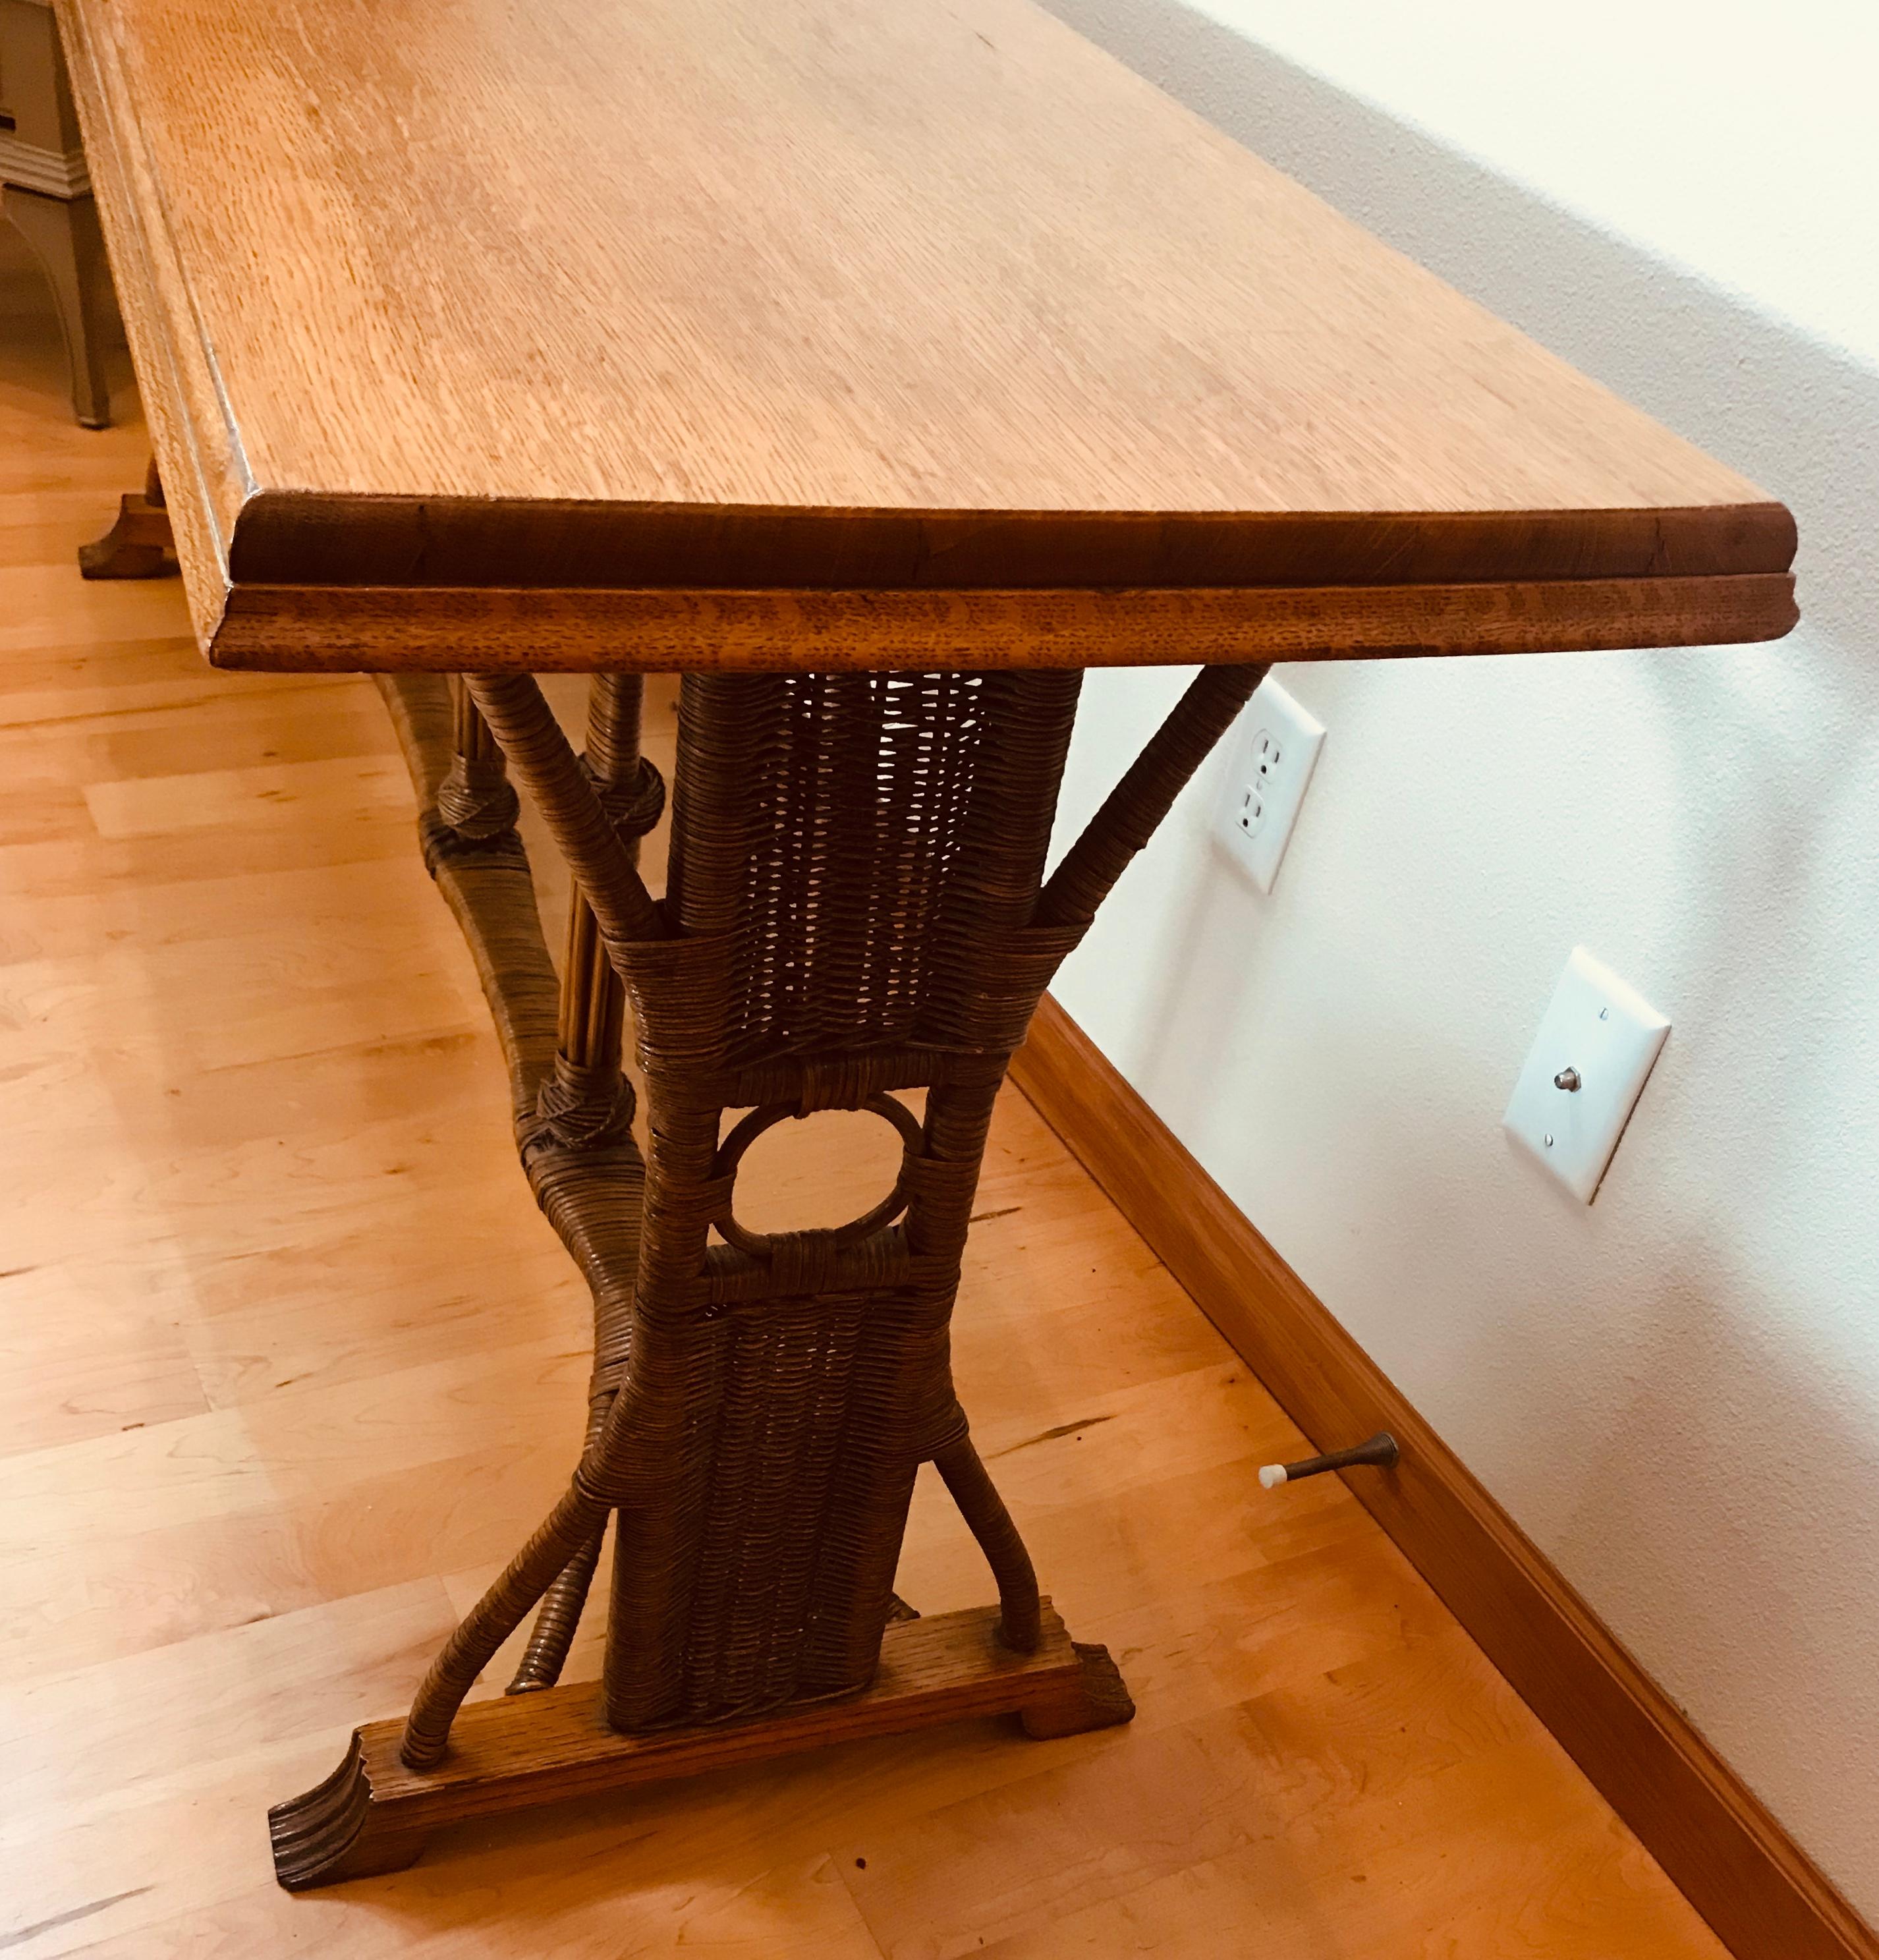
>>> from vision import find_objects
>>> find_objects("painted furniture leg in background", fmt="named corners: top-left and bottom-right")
top-left (1, 0), bottom-right (116, 426)
top-left (3, 180), bottom-right (110, 424)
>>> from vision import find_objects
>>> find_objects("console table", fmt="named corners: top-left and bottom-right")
top-left (55, 0), bottom-right (1796, 1893)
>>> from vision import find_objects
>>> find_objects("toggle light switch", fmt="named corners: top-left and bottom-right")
top-left (1503, 947), bottom-right (1670, 1204)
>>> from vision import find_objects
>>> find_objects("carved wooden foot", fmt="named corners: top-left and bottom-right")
top-left (267, 1735), bottom-right (432, 1888)
top-left (78, 459), bottom-right (176, 578)
top-left (269, 1601), bottom-right (1126, 1889)
top-left (1018, 1639), bottom-right (1136, 1739)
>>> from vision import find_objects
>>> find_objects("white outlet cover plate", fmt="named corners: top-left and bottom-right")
top-left (1216, 677), bottom-right (1326, 893)
top-left (1503, 947), bottom-right (1670, 1204)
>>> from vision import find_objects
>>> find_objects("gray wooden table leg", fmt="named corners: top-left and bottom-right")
top-left (4, 183), bottom-right (111, 427)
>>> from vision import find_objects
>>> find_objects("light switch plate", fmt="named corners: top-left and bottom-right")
top-left (1503, 947), bottom-right (1670, 1204)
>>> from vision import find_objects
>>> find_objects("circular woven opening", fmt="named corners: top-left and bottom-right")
top-left (713, 1094), bottom-right (922, 1249)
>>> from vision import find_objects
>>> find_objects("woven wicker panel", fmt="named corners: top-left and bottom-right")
top-left (601, 671), bottom-right (1082, 1729)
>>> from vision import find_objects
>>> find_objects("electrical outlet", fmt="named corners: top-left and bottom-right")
top-left (1216, 677), bottom-right (1325, 893)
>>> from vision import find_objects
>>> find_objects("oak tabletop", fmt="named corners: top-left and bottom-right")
top-left (57, 0), bottom-right (1795, 671)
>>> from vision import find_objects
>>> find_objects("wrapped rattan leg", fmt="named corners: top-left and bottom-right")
top-left (463, 673), bottom-right (664, 947)
top-left (505, 1392), bottom-right (611, 1696)
top-left (934, 1437), bottom-right (1041, 1653)
top-left (383, 673), bottom-right (661, 1762)
top-left (436, 677), bottom-right (521, 842)
top-left (507, 1526), bottom-right (606, 1693)
top-left (1034, 663), bottom-right (1269, 934)
top-left (507, 677), bottom-right (664, 1694)
top-left (400, 1480), bottom-right (613, 1768)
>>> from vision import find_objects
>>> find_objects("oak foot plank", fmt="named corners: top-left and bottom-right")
top-left (269, 1601), bottom-right (1130, 1890)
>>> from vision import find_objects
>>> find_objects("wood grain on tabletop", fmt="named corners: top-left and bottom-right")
top-left (0, 263), bottom-right (1737, 1955)
top-left (53, 0), bottom-right (1794, 669)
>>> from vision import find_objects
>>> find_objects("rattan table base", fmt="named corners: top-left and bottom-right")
top-left (86, 496), bottom-right (1259, 1888)
top-left (313, 661), bottom-right (1252, 1885)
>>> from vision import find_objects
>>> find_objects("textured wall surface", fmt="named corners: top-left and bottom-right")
top-left (1038, 0), bottom-right (1879, 1917)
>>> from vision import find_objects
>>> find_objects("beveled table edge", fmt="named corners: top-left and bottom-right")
top-left (204, 574), bottom-right (1798, 672)
top-left (219, 488), bottom-right (1799, 594)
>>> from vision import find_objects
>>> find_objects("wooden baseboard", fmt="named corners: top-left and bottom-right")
top-left (1011, 994), bottom-right (1876, 1960)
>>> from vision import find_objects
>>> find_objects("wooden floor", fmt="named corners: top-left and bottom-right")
top-left (0, 233), bottom-right (1735, 1959)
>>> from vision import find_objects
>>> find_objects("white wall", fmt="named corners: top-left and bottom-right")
top-left (1037, 0), bottom-right (1879, 1918)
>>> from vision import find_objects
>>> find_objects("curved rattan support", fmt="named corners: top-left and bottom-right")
top-left (401, 1480), bottom-right (613, 1766)
top-left (505, 1124), bottom-right (642, 1693)
top-left (372, 675), bottom-right (558, 1119)
top-left (395, 677), bottom-right (676, 1758)
top-left (507, 675), bottom-right (661, 1695)
top-left (933, 1436), bottom-right (1042, 1653)
top-left (1033, 663), bottom-right (1269, 935)
top-left (463, 672), bottom-right (666, 947)
top-left (373, 672), bottom-right (645, 1722)
top-left (505, 1376), bottom-right (615, 1696)
top-left (507, 1526), bottom-right (607, 1694)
